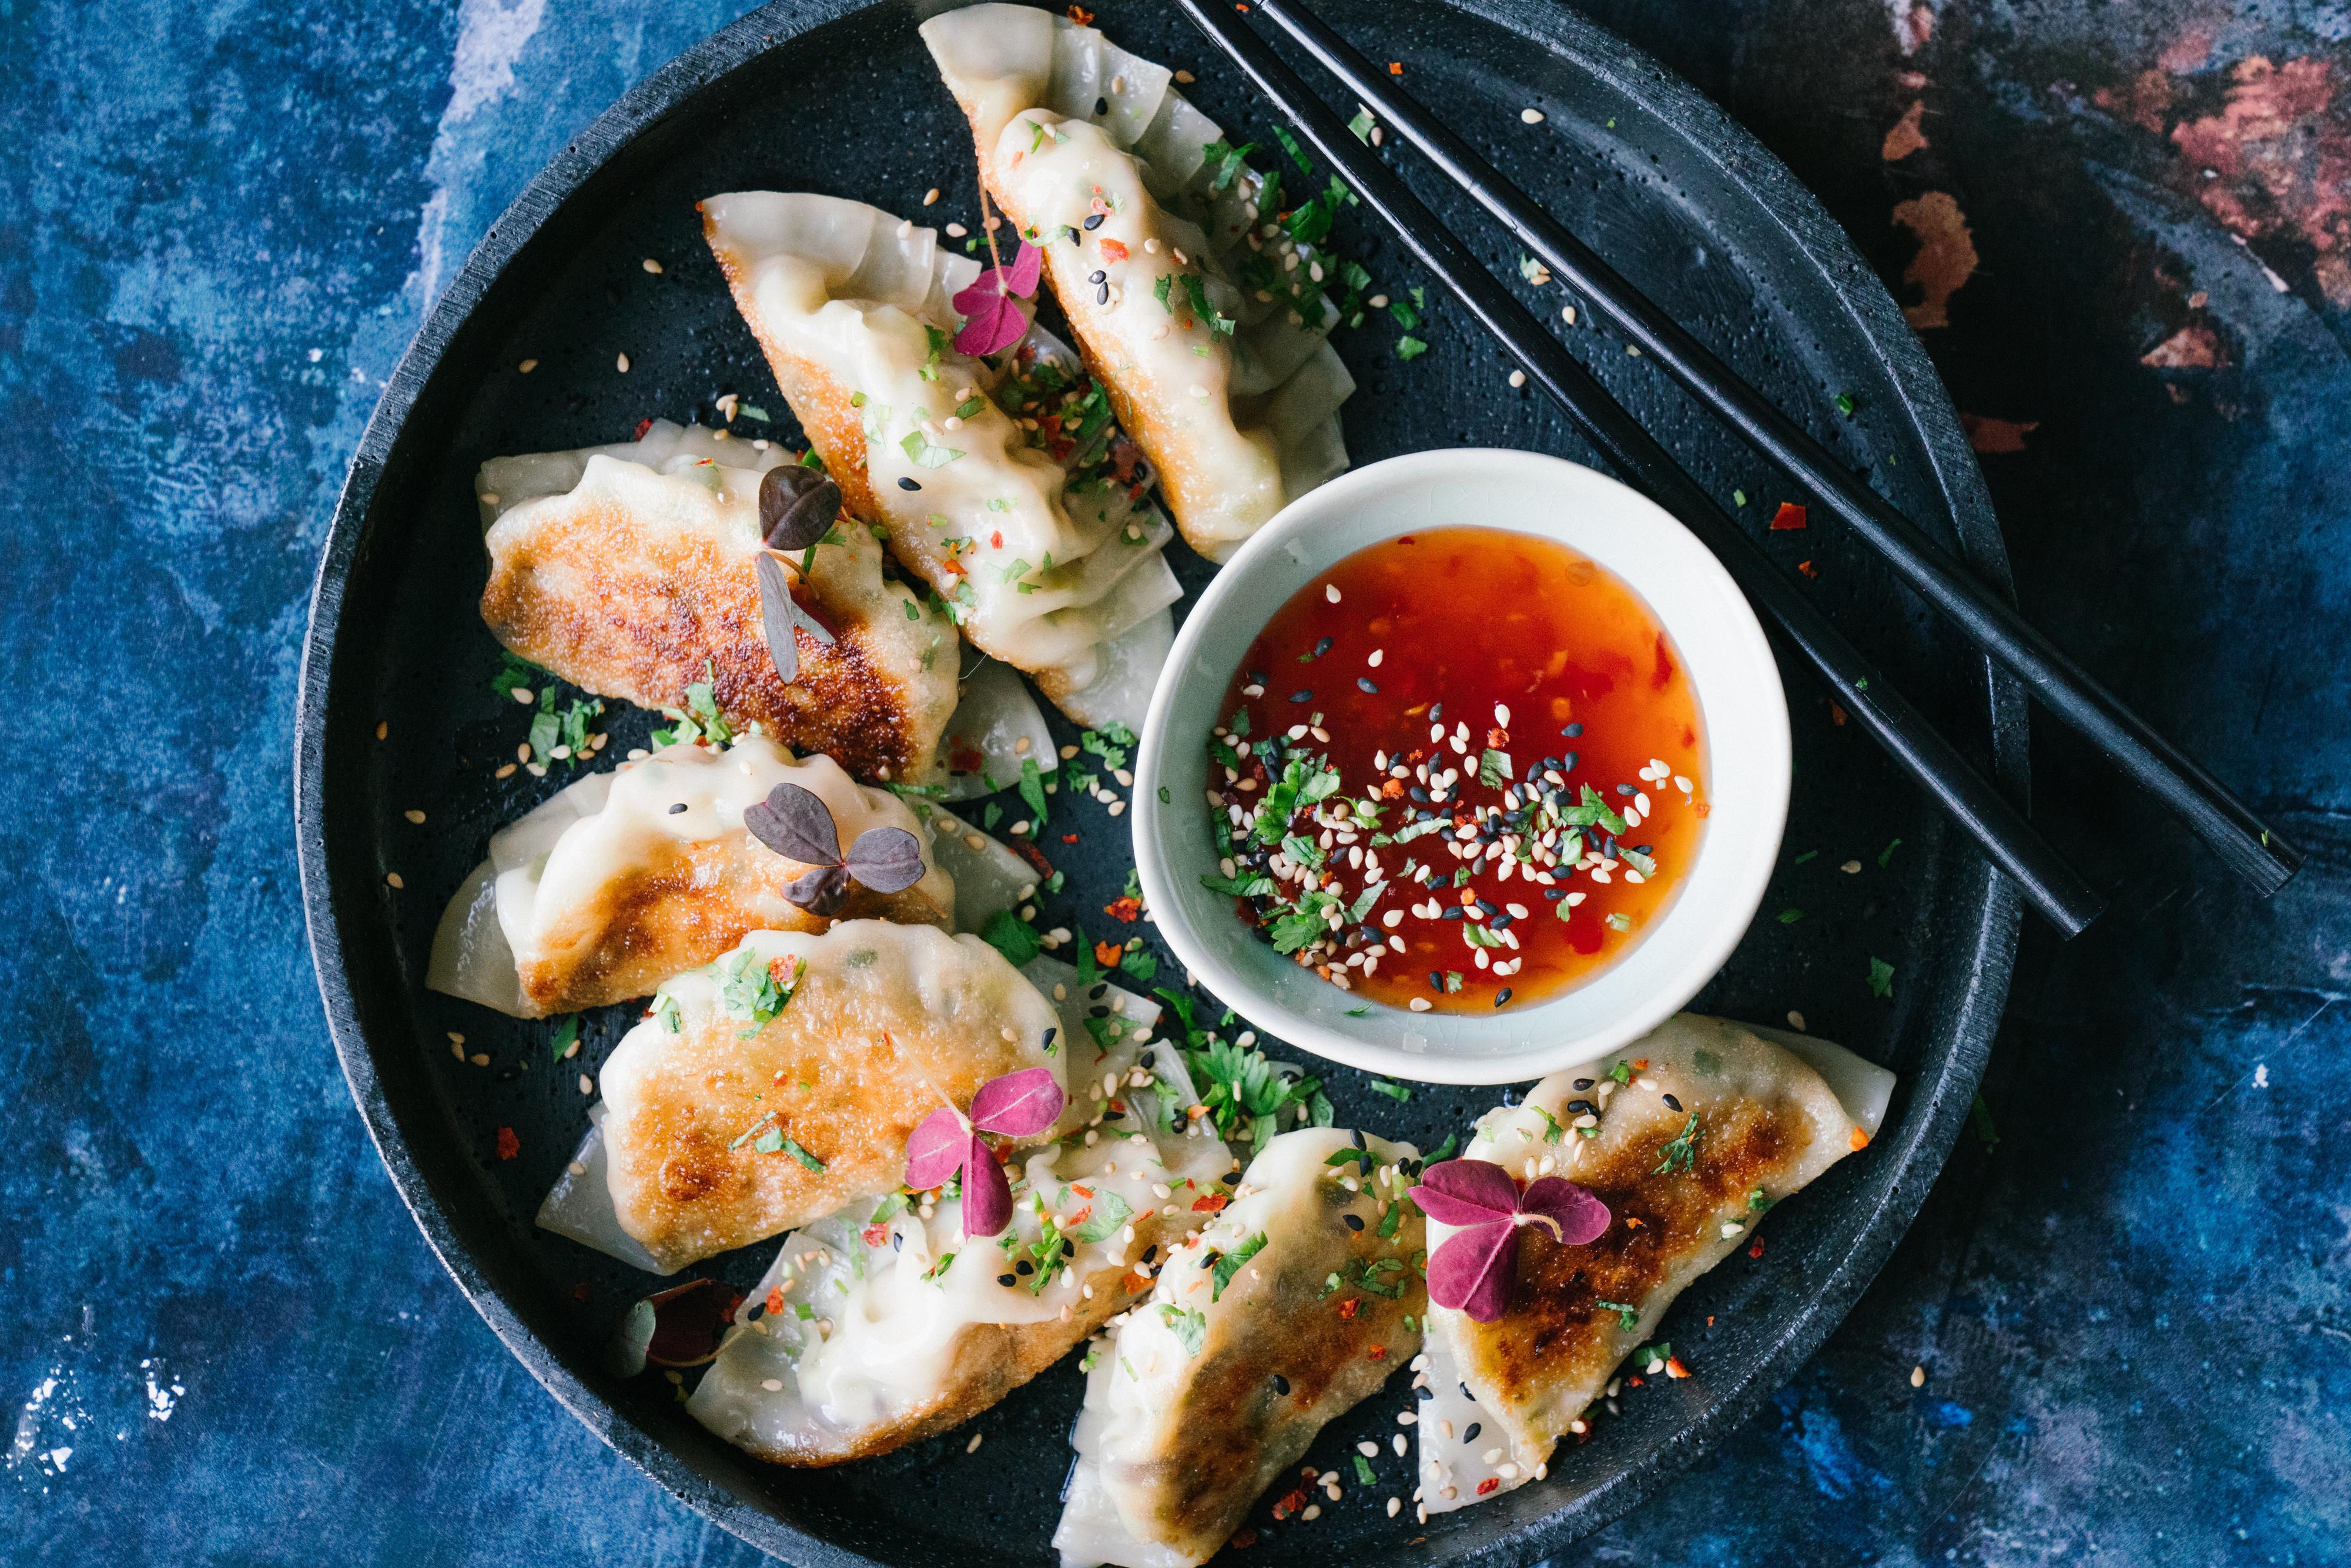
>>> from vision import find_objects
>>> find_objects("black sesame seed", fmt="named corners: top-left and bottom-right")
top-left (1616, 783), bottom-right (1636, 796)
top-left (997, 1274), bottom-right (1017, 1286)
top-left (1477, 899), bottom-right (1499, 914)
top-left (1249, 670), bottom-right (1269, 685)
top-left (1312, 636), bottom-right (1333, 657)
top-left (1096, 284), bottom-right (1110, 304)
top-left (1358, 678), bottom-right (1379, 693)
top-left (1430, 702), bottom-right (1444, 721)
top-left (1015, 1259), bottom-right (1034, 1275)
top-left (1290, 689), bottom-right (1312, 703)
top-left (1563, 722), bottom-right (1584, 737)
top-left (1460, 1382), bottom-right (1474, 1401)
top-left (1352, 1128), bottom-right (1368, 1150)
top-left (1562, 752), bottom-right (1579, 770)
top-left (1143, 1245), bottom-right (1160, 1264)
top-left (1410, 787), bottom-right (1429, 802)
top-left (891, 1232), bottom-right (904, 1251)
top-left (1464, 1422), bottom-right (1482, 1443)
top-left (1140, 1048), bottom-right (1156, 1068)
top-left (1272, 1373), bottom-right (1291, 1395)
top-left (1544, 888), bottom-right (1565, 901)
top-left (1566, 1100), bottom-right (1596, 1115)
top-left (1089, 983), bottom-right (1108, 999)
top-left (1495, 989), bottom-right (1512, 1006)
top-left (1083, 213), bottom-right (1106, 230)
top-left (1094, 96), bottom-right (1108, 115)
top-left (1066, 228), bottom-right (1083, 246)
top-left (1088, 270), bottom-right (1107, 284)
top-left (1441, 907), bottom-right (1466, 921)
top-left (1062, 1239), bottom-right (1076, 1257)
top-left (1343, 1213), bottom-right (1365, 1231)
top-left (1663, 1093), bottom-right (1684, 1112)
top-left (1043, 1027), bottom-right (1057, 1049)
top-left (1428, 971), bottom-right (1443, 989)
top-left (1635, 845), bottom-right (1653, 855)
top-left (668, 803), bottom-right (688, 815)
top-left (1103, 1105), bottom-right (1125, 1120)
top-left (1573, 1078), bottom-right (1595, 1090)
top-left (897, 477), bottom-right (921, 491)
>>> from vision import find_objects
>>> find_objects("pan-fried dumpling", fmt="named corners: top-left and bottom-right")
top-left (426, 735), bottom-right (952, 1018)
top-left (701, 190), bottom-right (1181, 730)
top-left (922, 4), bottom-right (1357, 561)
top-left (686, 986), bottom-right (1234, 1463)
top-left (581, 922), bottom-right (1064, 1274)
top-left (1414, 1014), bottom-right (1895, 1516)
top-left (477, 420), bottom-right (960, 786)
top-left (1055, 1127), bottom-right (1424, 1568)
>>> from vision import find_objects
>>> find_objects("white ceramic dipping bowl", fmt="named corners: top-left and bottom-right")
top-left (1131, 449), bottom-right (1790, 1085)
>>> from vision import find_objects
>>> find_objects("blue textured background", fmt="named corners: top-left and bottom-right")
top-left (5, 0), bottom-right (2347, 1562)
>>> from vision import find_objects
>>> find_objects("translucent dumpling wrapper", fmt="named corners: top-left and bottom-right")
top-left (576, 923), bottom-right (1067, 1274)
top-left (1054, 1127), bottom-right (1425, 1568)
top-left (477, 420), bottom-right (961, 786)
top-left (686, 984), bottom-right (1230, 1463)
top-left (701, 190), bottom-right (1180, 731)
top-left (533, 822), bottom-right (1116, 1271)
top-left (425, 735), bottom-right (953, 1018)
top-left (922, 4), bottom-right (1357, 562)
top-left (1415, 1014), bottom-right (1896, 1516)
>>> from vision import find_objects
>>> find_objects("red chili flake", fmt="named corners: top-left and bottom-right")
top-left (1486, 726), bottom-right (1509, 748)
top-left (1381, 779), bottom-right (1404, 799)
top-left (1071, 1184), bottom-right (1096, 1198)
top-left (1069, 1205), bottom-right (1094, 1230)
top-left (949, 736), bottom-right (986, 773)
top-left (1122, 1271), bottom-right (1153, 1294)
top-left (1747, 1238), bottom-right (1766, 1259)
top-left (1388, 61), bottom-right (1404, 75)
top-left (862, 1224), bottom-right (892, 1248)
top-left (1628, 1375), bottom-right (1644, 1386)
top-left (765, 1286), bottom-right (787, 1316)
top-left (1337, 1298), bottom-right (1360, 1319)
top-left (990, 530), bottom-right (1004, 550)
top-left (1829, 702), bottom-right (1848, 727)
top-left (570, 1281), bottom-right (591, 1303)
top-left (1368, 1345), bottom-right (1388, 1360)
top-left (1797, 559), bottom-right (1818, 579)
top-left (633, 418), bottom-right (654, 441)
top-left (1270, 1489), bottom-right (1306, 1521)
top-left (1099, 238), bottom-right (1129, 263)
top-left (1476, 1477), bottom-right (1501, 1496)
top-left (1010, 837), bottom-right (1057, 880)
top-left (1665, 1356), bottom-right (1691, 1379)
top-left (1770, 502), bottom-right (1808, 531)
top-left (495, 1127), bottom-right (520, 1161)
top-left (1062, 833), bottom-right (1081, 844)
top-left (1230, 1528), bottom-right (1260, 1550)
top-left (1192, 1192), bottom-right (1229, 1213)
top-left (1623, 1216), bottom-right (1645, 1229)
top-left (1066, 4), bottom-right (1094, 21)
top-left (1104, 896), bottom-right (1143, 924)
top-left (1094, 940), bottom-right (1124, 969)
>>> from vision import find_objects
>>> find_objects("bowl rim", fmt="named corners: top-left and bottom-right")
top-left (1132, 448), bottom-right (1793, 1085)
top-left (292, 1), bottom-right (2026, 1563)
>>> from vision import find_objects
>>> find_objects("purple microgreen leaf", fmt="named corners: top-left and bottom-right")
top-left (1002, 239), bottom-right (1042, 297)
top-left (1408, 1158), bottom-right (1520, 1228)
top-left (755, 552), bottom-right (801, 684)
top-left (1425, 1220), bottom-right (1518, 1323)
top-left (843, 826), bottom-right (926, 894)
top-left (952, 291), bottom-right (1029, 357)
top-left (781, 863), bottom-right (850, 916)
top-left (960, 1133), bottom-right (1013, 1237)
top-left (905, 1106), bottom-right (970, 1190)
top-left (1518, 1176), bottom-right (1611, 1247)
top-left (968, 1066), bottom-right (1065, 1138)
top-left (758, 464), bottom-right (842, 552)
top-left (743, 781), bottom-right (844, 867)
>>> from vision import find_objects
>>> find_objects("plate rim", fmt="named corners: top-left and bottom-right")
top-left (294, 1), bottom-right (2024, 1563)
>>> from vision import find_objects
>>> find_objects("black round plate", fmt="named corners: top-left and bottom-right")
top-left (295, 2), bottom-right (2021, 1563)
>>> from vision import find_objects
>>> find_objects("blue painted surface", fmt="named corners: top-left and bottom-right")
top-left (4, 1), bottom-right (2346, 1563)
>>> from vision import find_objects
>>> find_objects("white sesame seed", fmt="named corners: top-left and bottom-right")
top-left (1509, 369), bottom-right (1527, 387)
top-left (923, 187), bottom-right (940, 205)
top-left (1409, 997), bottom-right (1432, 1011)
top-left (946, 222), bottom-right (967, 237)
top-left (1357, 1441), bottom-right (1379, 1458)
top-left (1325, 584), bottom-right (1342, 604)
top-left (966, 1433), bottom-right (984, 1453)
top-left (642, 257), bottom-right (663, 273)
top-left (1563, 304), bottom-right (1578, 324)
top-left (1787, 1010), bottom-right (1807, 1031)
top-left (615, 352), bottom-right (631, 373)
top-left (1521, 107), bottom-right (1545, 123)
top-left (518, 359), bottom-right (538, 373)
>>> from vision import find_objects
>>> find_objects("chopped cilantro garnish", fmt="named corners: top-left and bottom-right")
top-left (1210, 1232), bottom-right (1268, 1301)
top-left (1071, 1190), bottom-right (1134, 1244)
top-left (981, 909), bottom-right (1044, 966)
top-left (1596, 1298), bottom-right (1641, 1332)
top-left (1367, 1078), bottom-right (1413, 1104)
top-left (1652, 1113), bottom-right (1702, 1175)
top-left (1395, 334), bottom-right (1429, 361)
top-left (1159, 1304), bottom-right (1207, 1356)
top-left (1867, 956), bottom-right (1896, 999)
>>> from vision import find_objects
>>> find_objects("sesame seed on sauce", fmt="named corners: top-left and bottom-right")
top-left (1203, 528), bottom-right (1706, 1014)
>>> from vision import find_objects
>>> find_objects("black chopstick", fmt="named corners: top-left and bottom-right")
top-left (1171, 0), bottom-right (2105, 937)
top-left (1245, 0), bottom-right (2300, 901)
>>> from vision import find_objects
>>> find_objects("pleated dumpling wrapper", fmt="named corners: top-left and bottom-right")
top-left (1414, 1014), bottom-right (1896, 1516)
top-left (701, 190), bottom-right (1180, 731)
top-left (581, 922), bottom-right (1064, 1275)
top-left (1054, 1127), bottom-right (1425, 1568)
top-left (426, 735), bottom-right (952, 1018)
top-left (922, 4), bottom-right (1357, 561)
top-left (477, 419), bottom-right (960, 787)
top-left (687, 995), bottom-right (1235, 1463)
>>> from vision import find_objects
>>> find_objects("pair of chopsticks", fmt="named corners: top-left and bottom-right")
top-left (1173, 0), bottom-right (2302, 936)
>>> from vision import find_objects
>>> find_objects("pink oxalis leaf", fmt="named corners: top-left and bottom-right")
top-left (1410, 1158), bottom-right (1611, 1323)
top-left (950, 241), bottom-right (1043, 357)
top-left (969, 1066), bottom-right (1064, 1137)
top-left (905, 1106), bottom-right (969, 1191)
top-left (960, 1134), bottom-right (1012, 1237)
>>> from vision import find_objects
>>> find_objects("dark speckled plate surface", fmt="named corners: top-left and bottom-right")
top-left (294, 1), bottom-right (2020, 1563)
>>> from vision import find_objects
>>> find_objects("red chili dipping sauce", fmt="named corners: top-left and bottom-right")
top-left (1203, 527), bottom-right (1707, 1014)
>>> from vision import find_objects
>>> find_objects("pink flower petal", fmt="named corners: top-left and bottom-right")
top-left (969, 1066), bottom-right (1065, 1137)
top-left (952, 292), bottom-right (1028, 357)
top-left (1519, 1177), bottom-right (1610, 1247)
top-left (905, 1106), bottom-right (969, 1190)
top-left (1425, 1220), bottom-right (1518, 1322)
top-left (1409, 1158), bottom-right (1519, 1228)
top-left (960, 1134), bottom-right (1013, 1237)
